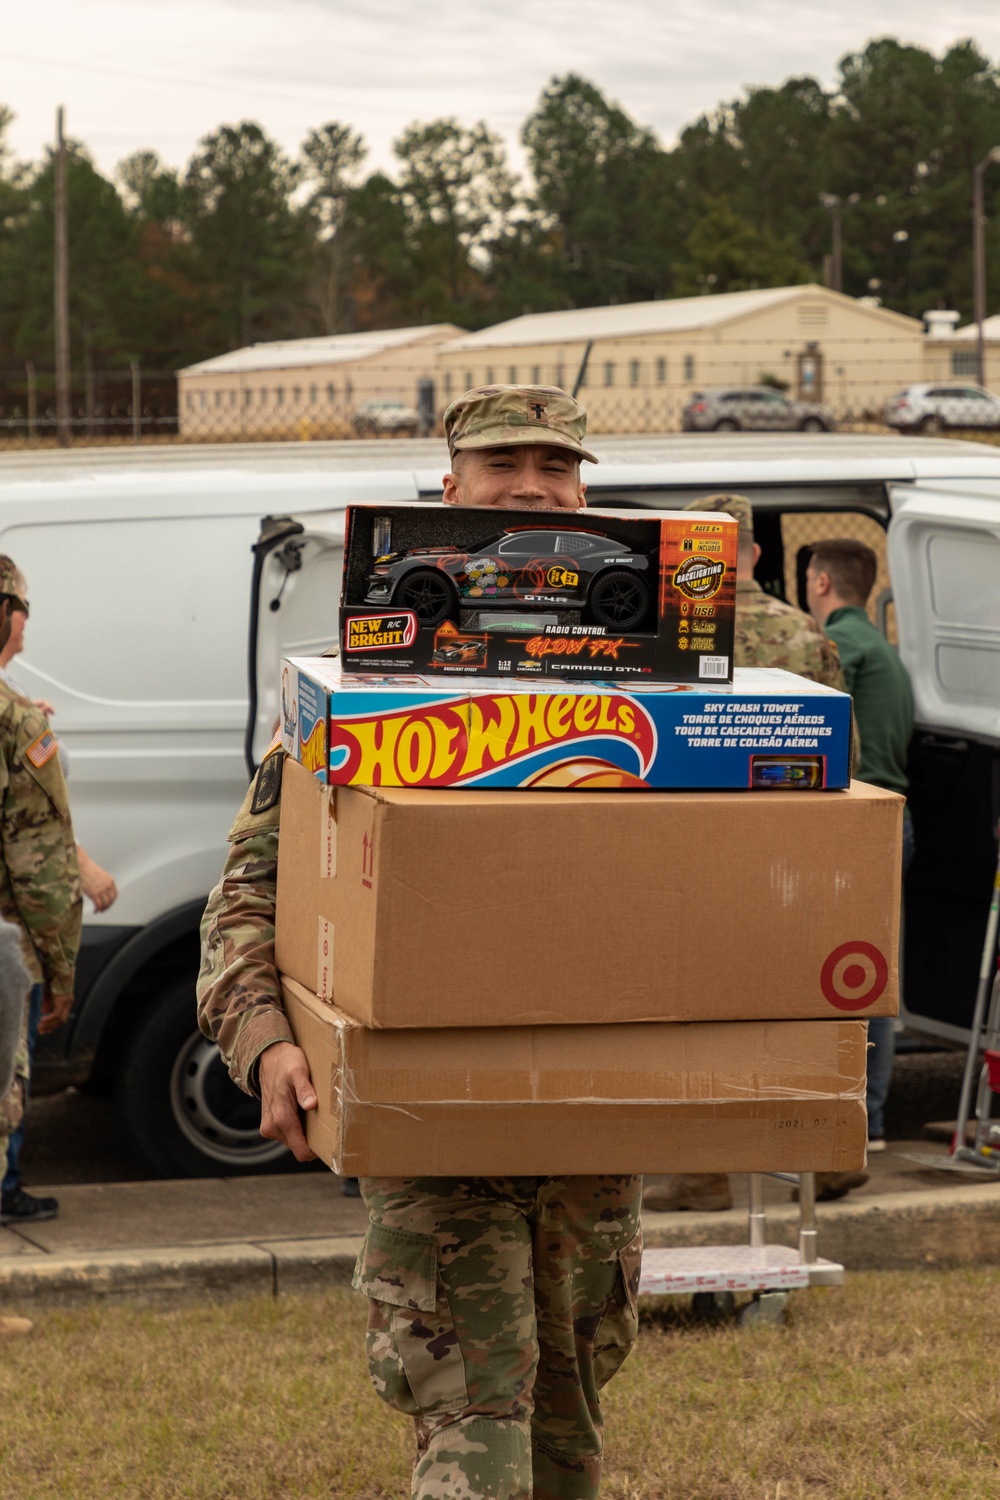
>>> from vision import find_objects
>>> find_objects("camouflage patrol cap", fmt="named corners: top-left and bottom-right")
top-left (0, 555), bottom-right (26, 612)
top-left (444, 384), bottom-right (598, 465)
top-left (684, 493), bottom-right (754, 543)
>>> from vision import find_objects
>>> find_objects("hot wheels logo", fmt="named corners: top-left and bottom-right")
top-left (329, 691), bottom-right (657, 786)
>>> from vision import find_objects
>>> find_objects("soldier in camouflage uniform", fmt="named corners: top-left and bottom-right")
top-left (642, 495), bottom-right (867, 1214)
top-left (198, 387), bottom-right (642, 1500)
top-left (0, 556), bottom-right (82, 1229)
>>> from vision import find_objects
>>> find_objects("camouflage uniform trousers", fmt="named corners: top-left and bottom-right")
top-left (0, 1014), bottom-right (27, 1175)
top-left (353, 1174), bottom-right (643, 1500)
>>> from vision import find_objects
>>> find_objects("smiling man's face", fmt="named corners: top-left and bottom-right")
top-left (442, 443), bottom-right (587, 511)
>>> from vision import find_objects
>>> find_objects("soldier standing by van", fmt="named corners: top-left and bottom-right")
top-left (198, 387), bottom-right (642, 1500)
top-left (642, 495), bottom-right (869, 1213)
top-left (0, 557), bottom-right (82, 1228)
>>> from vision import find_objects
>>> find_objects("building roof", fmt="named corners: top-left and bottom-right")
top-left (951, 315), bottom-right (1000, 341)
top-left (441, 285), bottom-right (921, 352)
top-left (179, 325), bottom-right (464, 377)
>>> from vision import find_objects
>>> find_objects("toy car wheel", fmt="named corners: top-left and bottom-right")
top-left (395, 568), bottom-right (456, 626)
top-left (588, 570), bottom-right (650, 630)
top-left (714, 417), bottom-right (739, 431)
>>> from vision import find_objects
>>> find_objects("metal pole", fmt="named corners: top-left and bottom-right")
top-left (54, 106), bottom-right (71, 448)
top-left (974, 161), bottom-right (986, 388)
top-left (831, 207), bottom-right (843, 295)
top-left (571, 340), bottom-right (593, 399)
top-left (131, 360), bottom-right (141, 443)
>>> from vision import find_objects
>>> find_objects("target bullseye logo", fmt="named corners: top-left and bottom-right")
top-left (820, 941), bottom-right (889, 1011)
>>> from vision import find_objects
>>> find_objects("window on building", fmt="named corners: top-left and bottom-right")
top-left (293, 386), bottom-right (302, 404)
top-left (656, 357), bottom-right (667, 384)
top-left (577, 365), bottom-right (588, 388)
top-left (309, 384), bottom-right (318, 404)
top-left (630, 359), bottom-right (641, 387)
top-left (345, 379), bottom-right (353, 402)
top-left (531, 365), bottom-right (541, 384)
top-left (555, 364), bottom-right (565, 389)
top-left (485, 368), bottom-right (495, 384)
top-left (604, 362), bottom-right (615, 387)
top-left (185, 394), bottom-right (194, 412)
top-left (215, 391), bottom-right (223, 409)
top-left (443, 372), bottom-right (453, 399)
top-left (244, 389), bottom-right (252, 408)
top-left (229, 390), bottom-right (237, 407)
top-left (259, 389), bottom-right (267, 407)
top-left (952, 351), bottom-right (978, 376)
top-left (465, 372), bottom-right (474, 390)
top-left (683, 355), bottom-right (695, 381)
top-left (199, 392), bottom-right (207, 410)
top-left (508, 366), bottom-right (518, 384)
top-left (276, 387), bottom-right (284, 406)
top-left (327, 382), bottom-right (336, 402)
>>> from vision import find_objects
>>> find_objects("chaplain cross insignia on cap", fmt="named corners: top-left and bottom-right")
top-left (529, 400), bottom-right (547, 422)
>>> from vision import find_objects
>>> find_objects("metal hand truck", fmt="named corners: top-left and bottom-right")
top-left (638, 1172), bottom-right (844, 1327)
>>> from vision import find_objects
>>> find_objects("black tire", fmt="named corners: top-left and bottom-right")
top-left (115, 976), bottom-right (292, 1177)
top-left (799, 416), bottom-right (825, 432)
top-left (714, 417), bottom-right (739, 431)
top-left (394, 568), bottom-right (457, 626)
top-left (918, 414), bottom-right (943, 435)
top-left (587, 570), bottom-right (651, 630)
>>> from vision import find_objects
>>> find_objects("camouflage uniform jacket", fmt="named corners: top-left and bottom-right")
top-left (0, 683), bottom-right (81, 1000)
top-left (197, 745), bottom-right (291, 1096)
top-left (735, 578), bottom-right (847, 688)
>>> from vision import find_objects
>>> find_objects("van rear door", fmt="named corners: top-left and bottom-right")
top-left (887, 485), bottom-right (1000, 1045)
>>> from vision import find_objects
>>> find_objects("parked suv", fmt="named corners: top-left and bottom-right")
top-left (682, 385), bottom-right (836, 433)
top-left (883, 383), bottom-right (1000, 434)
top-left (352, 399), bottom-right (420, 437)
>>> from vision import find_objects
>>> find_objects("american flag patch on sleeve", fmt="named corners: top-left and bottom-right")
top-left (26, 731), bottom-right (58, 768)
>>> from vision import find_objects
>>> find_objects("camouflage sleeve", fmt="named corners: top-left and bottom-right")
top-left (0, 711), bottom-right (81, 1001)
top-left (197, 749), bottom-right (293, 1097)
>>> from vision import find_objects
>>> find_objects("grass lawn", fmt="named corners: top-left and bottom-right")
top-left (2, 1269), bottom-right (998, 1498)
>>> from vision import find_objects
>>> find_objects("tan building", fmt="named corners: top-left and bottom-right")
top-left (922, 312), bottom-right (1000, 390)
top-left (178, 325), bottom-right (464, 440)
top-left (436, 286), bottom-right (926, 432)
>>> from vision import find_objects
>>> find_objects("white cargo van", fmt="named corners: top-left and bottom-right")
top-left (5, 433), bottom-right (998, 1176)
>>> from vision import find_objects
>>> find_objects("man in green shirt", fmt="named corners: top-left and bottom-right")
top-left (806, 537), bottom-right (915, 1150)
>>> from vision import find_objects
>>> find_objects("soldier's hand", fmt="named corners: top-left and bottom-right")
top-left (38, 989), bottom-right (73, 1034)
top-left (259, 1042), bottom-right (318, 1162)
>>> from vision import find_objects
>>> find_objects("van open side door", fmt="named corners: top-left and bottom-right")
top-left (887, 485), bottom-right (1000, 1045)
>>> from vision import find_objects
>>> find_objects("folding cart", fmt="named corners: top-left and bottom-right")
top-left (638, 1171), bottom-right (844, 1326)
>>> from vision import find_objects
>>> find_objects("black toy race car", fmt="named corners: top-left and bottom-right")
top-left (364, 527), bottom-right (654, 630)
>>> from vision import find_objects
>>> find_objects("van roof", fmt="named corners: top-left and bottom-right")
top-left (1, 432), bottom-right (999, 492)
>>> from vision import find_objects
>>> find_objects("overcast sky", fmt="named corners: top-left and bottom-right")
top-left (5, 1), bottom-right (1000, 185)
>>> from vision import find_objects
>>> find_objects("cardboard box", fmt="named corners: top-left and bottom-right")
top-left (280, 656), bottom-right (854, 791)
top-left (339, 502), bottom-right (738, 685)
top-left (275, 756), bottom-right (902, 1028)
top-left (281, 977), bottom-right (868, 1176)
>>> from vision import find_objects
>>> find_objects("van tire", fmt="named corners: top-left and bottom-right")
top-left (115, 976), bottom-right (292, 1177)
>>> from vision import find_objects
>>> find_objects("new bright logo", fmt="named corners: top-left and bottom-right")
top-left (346, 613), bottom-right (418, 651)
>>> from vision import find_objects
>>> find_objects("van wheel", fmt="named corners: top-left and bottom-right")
top-left (115, 976), bottom-right (292, 1177)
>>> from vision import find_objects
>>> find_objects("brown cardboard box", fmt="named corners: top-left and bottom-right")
top-left (276, 756), bottom-right (902, 1028)
top-left (281, 977), bottom-right (867, 1176)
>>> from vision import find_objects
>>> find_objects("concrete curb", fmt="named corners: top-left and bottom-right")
top-left (1, 1188), bottom-right (998, 1306)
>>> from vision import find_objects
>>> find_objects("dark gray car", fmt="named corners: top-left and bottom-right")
top-left (682, 385), bottom-right (836, 433)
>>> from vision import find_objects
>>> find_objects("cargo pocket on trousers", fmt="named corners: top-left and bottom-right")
top-left (593, 1226), bottom-right (642, 1389)
top-left (353, 1220), bottom-right (469, 1418)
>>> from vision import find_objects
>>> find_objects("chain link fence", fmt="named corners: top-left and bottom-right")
top-left (3, 334), bottom-right (1000, 449)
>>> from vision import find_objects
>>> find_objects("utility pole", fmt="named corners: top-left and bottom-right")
top-left (54, 106), bottom-right (71, 447)
top-left (973, 148), bottom-right (1000, 388)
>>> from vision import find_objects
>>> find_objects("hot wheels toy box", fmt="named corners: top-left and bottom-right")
top-left (339, 501), bottom-right (738, 685)
top-left (280, 655), bottom-right (854, 791)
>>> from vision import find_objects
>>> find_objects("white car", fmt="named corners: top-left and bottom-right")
top-left (352, 399), bottom-right (420, 437)
top-left (884, 383), bottom-right (1000, 434)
